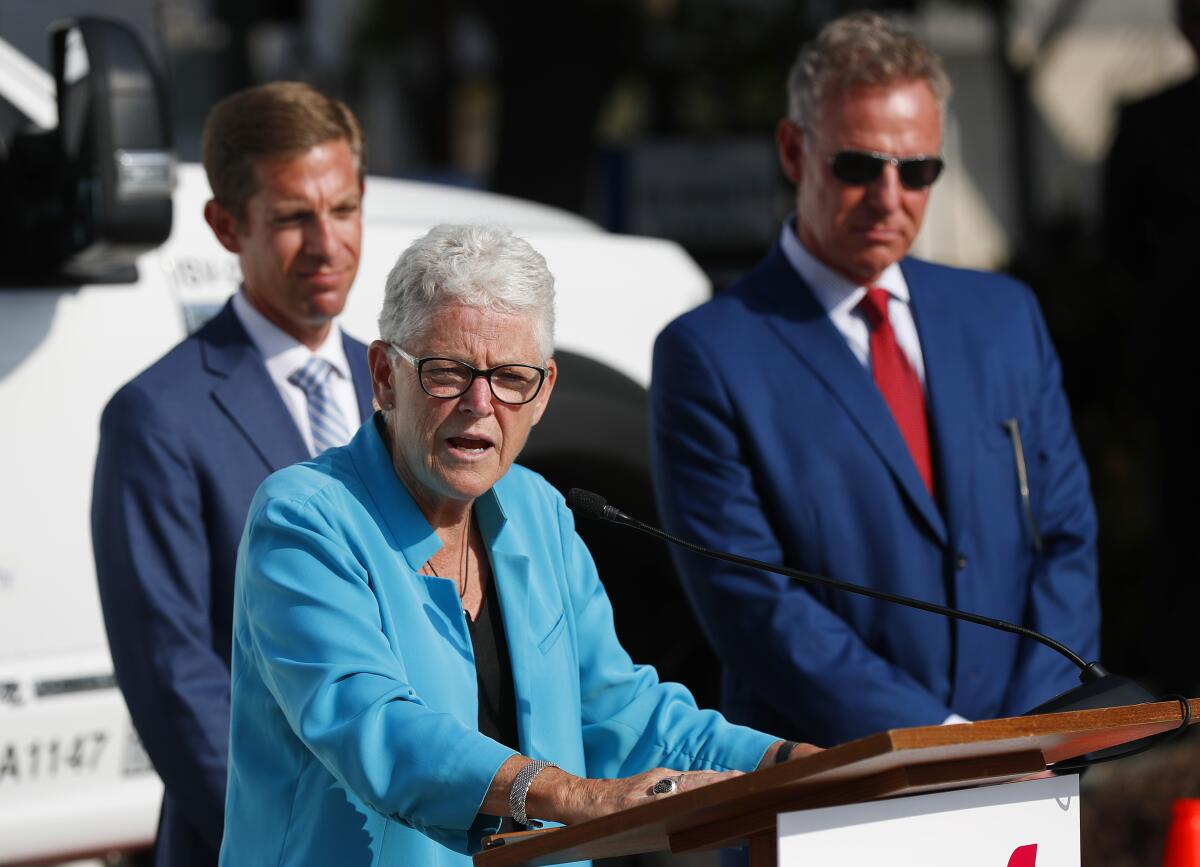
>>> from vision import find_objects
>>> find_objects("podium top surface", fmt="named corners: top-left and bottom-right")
top-left (475, 698), bottom-right (1197, 866)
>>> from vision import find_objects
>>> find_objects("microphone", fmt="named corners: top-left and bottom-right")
top-left (566, 488), bottom-right (1153, 715)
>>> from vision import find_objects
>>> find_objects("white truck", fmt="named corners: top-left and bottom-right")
top-left (0, 16), bottom-right (709, 863)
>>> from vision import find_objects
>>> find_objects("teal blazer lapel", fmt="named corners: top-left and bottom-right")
top-left (476, 490), bottom-right (553, 759)
top-left (755, 249), bottom-right (947, 545)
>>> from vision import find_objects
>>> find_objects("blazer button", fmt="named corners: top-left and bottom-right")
top-left (955, 553), bottom-right (968, 570)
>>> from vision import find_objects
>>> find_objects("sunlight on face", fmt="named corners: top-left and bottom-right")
top-left (783, 80), bottom-right (942, 284)
top-left (227, 140), bottom-right (363, 346)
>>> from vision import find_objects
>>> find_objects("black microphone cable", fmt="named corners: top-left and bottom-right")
top-left (1045, 694), bottom-right (1192, 773)
top-left (566, 488), bottom-right (1193, 768)
top-left (566, 488), bottom-right (1090, 671)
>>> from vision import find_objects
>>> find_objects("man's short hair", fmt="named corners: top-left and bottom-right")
top-left (201, 81), bottom-right (366, 220)
top-left (787, 12), bottom-right (951, 128)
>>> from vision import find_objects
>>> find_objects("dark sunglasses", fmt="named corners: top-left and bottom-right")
top-left (829, 150), bottom-right (945, 190)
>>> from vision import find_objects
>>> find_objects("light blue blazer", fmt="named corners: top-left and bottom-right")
top-left (219, 416), bottom-right (775, 866)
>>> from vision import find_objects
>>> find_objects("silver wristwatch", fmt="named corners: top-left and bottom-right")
top-left (509, 760), bottom-right (556, 828)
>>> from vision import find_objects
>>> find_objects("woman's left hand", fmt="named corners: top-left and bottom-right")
top-left (522, 764), bottom-right (742, 826)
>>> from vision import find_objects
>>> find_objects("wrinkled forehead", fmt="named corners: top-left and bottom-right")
top-left (415, 302), bottom-right (546, 361)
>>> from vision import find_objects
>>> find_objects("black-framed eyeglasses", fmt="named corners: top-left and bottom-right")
top-left (829, 149), bottom-right (945, 190)
top-left (388, 344), bottom-right (548, 406)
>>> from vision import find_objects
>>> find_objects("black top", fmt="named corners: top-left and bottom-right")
top-left (469, 569), bottom-right (521, 831)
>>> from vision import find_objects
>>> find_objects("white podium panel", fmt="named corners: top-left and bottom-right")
top-left (777, 775), bottom-right (1080, 867)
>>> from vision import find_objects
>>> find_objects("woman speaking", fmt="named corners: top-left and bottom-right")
top-left (219, 224), bottom-right (813, 865)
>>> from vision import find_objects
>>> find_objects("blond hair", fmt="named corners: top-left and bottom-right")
top-left (787, 12), bottom-right (951, 127)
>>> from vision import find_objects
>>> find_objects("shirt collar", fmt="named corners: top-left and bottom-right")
top-left (778, 216), bottom-right (910, 318)
top-left (353, 412), bottom-right (510, 570)
top-left (231, 288), bottom-right (350, 380)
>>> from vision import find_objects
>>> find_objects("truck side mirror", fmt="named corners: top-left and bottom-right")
top-left (0, 16), bottom-right (174, 285)
top-left (49, 16), bottom-right (175, 282)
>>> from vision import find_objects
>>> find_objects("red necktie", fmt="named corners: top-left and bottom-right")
top-left (859, 287), bottom-right (935, 495)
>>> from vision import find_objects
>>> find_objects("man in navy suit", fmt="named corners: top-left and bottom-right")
top-left (92, 82), bottom-right (374, 866)
top-left (650, 13), bottom-right (1099, 749)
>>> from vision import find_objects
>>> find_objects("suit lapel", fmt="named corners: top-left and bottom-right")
top-left (343, 332), bottom-right (375, 423)
top-left (200, 302), bottom-right (310, 471)
top-left (754, 246), bottom-right (947, 545)
top-left (904, 260), bottom-right (974, 552)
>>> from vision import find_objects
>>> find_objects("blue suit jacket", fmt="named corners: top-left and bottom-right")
top-left (220, 418), bottom-right (775, 866)
top-left (92, 300), bottom-right (373, 866)
top-left (649, 244), bottom-right (1100, 747)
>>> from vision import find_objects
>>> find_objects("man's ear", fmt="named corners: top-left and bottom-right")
top-left (776, 119), bottom-right (805, 186)
top-left (204, 199), bottom-right (243, 254)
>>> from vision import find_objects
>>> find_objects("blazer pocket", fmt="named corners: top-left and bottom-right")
top-left (537, 610), bottom-right (567, 655)
top-left (982, 416), bottom-right (1028, 451)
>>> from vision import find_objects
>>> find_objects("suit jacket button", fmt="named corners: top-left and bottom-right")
top-left (955, 553), bottom-right (968, 570)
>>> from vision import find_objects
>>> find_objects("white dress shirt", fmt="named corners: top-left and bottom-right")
top-left (779, 219), bottom-right (927, 387)
top-left (231, 290), bottom-right (361, 456)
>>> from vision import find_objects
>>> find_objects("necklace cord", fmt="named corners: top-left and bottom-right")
top-left (423, 511), bottom-right (472, 601)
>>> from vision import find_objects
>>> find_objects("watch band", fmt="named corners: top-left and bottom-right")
top-left (775, 740), bottom-right (800, 763)
top-left (509, 760), bottom-right (556, 828)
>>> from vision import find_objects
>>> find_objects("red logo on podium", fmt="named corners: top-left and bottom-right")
top-left (1007, 844), bottom-right (1037, 866)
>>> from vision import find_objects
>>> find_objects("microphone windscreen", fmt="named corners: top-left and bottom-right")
top-left (566, 488), bottom-right (609, 521)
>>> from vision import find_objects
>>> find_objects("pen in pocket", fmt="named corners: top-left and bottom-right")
top-left (1002, 418), bottom-right (1043, 554)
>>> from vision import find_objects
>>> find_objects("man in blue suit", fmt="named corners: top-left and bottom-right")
top-left (92, 83), bottom-right (373, 866)
top-left (650, 13), bottom-right (1099, 749)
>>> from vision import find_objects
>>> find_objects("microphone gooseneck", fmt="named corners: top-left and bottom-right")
top-left (566, 488), bottom-right (1155, 715)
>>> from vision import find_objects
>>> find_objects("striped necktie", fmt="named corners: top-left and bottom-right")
top-left (288, 357), bottom-right (351, 456)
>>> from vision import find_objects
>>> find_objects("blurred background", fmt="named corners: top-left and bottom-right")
top-left (3, 0), bottom-right (1198, 864)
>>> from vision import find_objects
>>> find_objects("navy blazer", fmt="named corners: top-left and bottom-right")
top-left (92, 300), bottom-right (373, 866)
top-left (649, 244), bottom-right (1100, 747)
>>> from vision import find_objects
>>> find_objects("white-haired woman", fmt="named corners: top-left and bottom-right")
top-left (219, 225), bottom-right (814, 866)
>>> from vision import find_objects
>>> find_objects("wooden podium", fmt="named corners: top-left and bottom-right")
top-left (475, 699), bottom-right (1198, 866)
